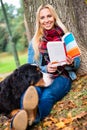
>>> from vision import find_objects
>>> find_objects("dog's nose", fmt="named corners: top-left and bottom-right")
top-left (42, 72), bottom-right (53, 87)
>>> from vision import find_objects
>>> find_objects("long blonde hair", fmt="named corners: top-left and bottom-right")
top-left (33, 4), bottom-right (68, 61)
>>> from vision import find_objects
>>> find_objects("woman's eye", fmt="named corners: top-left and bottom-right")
top-left (40, 15), bottom-right (52, 20)
top-left (40, 16), bottom-right (44, 20)
top-left (47, 15), bottom-right (52, 18)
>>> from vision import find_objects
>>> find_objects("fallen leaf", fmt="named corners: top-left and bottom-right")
top-left (56, 121), bottom-right (66, 129)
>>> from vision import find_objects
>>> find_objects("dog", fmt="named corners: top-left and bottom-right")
top-left (0, 63), bottom-right (53, 115)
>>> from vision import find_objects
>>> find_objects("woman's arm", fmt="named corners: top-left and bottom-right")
top-left (28, 40), bottom-right (48, 73)
top-left (28, 40), bottom-right (35, 64)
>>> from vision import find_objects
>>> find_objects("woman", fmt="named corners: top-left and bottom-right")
top-left (11, 4), bottom-right (81, 130)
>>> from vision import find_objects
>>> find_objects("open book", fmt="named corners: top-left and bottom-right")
top-left (47, 41), bottom-right (67, 67)
top-left (47, 32), bottom-right (81, 67)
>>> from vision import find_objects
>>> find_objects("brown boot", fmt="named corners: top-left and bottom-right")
top-left (23, 86), bottom-right (38, 126)
top-left (12, 110), bottom-right (28, 130)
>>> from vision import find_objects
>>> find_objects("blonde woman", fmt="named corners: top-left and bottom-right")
top-left (11, 4), bottom-right (80, 130)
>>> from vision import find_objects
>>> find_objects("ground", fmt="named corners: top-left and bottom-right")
top-left (0, 74), bottom-right (87, 130)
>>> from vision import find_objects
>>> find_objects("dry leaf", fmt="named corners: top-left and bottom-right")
top-left (72, 111), bottom-right (87, 120)
top-left (43, 121), bottom-right (52, 127)
top-left (56, 121), bottom-right (66, 129)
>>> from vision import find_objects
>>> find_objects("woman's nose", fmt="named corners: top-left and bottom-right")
top-left (44, 17), bottom-right (49, 22)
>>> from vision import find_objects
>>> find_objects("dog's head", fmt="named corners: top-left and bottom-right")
top-left (12, 64), bottom-right (43, 86)
top-left (12, 63), bottom-right (53, 87)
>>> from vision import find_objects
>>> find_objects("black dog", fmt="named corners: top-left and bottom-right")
top-left (0, 63), bottom-right (52, 115)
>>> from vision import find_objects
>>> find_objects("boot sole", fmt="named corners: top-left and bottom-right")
top-left (12, 110), bottom-right (28, 130)
top-left (23, 86), bottom-right (38, 110)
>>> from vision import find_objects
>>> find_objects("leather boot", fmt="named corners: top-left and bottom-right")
top-left (23, 86), bottom-right (38, 126)
top-left (11, 110), bottom-right (28, 130)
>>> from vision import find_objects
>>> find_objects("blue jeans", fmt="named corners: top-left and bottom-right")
top-left (34, 75), bottom-right (72, 124)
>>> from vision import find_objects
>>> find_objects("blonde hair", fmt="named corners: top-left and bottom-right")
top-left (33, 4), bottom-right (68, 60)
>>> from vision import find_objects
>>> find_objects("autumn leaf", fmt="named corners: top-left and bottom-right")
top-left (43, 117), bottom-right (58, 127)
top-left (72, 111), bottom-right (87, 120)
top-left (56, 121), bottom-right (66, 129)
top-left (85, 0), bottom-right (87, 4)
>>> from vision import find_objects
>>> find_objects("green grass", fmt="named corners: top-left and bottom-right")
top-left (0, 51), bottom-right (28, 74)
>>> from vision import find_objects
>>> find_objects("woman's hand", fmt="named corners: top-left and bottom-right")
top-left (66, 56), bottom-right (74, 65)
top-left (47, 56), bottom-right (74, 73)
top-left (47, 62), bottom-right (57, 73)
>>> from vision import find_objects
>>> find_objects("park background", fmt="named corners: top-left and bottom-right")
top-left (0, 0), bottom-right (87, 130)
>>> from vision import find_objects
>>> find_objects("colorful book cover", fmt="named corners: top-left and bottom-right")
top-left (62, 32), bottom-right (81, 59)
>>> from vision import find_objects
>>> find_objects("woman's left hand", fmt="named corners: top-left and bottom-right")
top-left (47, 62), bottom-right (58, 73)
top-left (66, 55), bottom-right (74, 65)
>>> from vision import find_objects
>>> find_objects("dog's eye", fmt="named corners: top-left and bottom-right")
top-left (36, 67), bottom-right (40, 71)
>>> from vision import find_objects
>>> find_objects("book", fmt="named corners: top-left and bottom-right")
top-left (47, 41), bottom-right (67, 67)
top-left (47, 32), bottom-right (81, 67)
top-left (62, 32), bottom-right (81, 59)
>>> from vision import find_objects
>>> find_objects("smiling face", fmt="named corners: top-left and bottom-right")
top-left (39, 8), bottom-right (55, 30)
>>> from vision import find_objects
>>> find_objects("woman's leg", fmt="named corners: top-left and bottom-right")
top-left (35, 76), bottom-right (72, 123)
top-left (11, 86), bottom-right (40, 129)
top-left (22, 86), bottom-right (39, 126)
top-left (11, 76), bottom-right (72, 128)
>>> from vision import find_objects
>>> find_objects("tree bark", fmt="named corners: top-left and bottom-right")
top-left (54, 0), bottom-right (87, 75)
top-left (23, 0), bottom-right (87, 75)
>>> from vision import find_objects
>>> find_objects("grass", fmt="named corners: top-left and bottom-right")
top-left (0, 51), bottom-right (28, 74)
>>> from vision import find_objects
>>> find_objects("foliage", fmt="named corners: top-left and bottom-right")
top-left (85, 0), bottom-right (87, 4)
top-left (0, 2), bottom-right (27, 53)
top-left (0, 3), bottom-right (16, 25)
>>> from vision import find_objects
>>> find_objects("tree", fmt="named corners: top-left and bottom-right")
top-left (0, 0), bottom-right (20, 67)
top-left (0, 3), bottom-right (15, 52)
top-left (23, 0), bottom-right (87, 75)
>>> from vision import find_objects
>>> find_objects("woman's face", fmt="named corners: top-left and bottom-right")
top-left (39, 8), bottom-right (55, 30)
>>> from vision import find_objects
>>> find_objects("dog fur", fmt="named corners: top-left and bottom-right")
top-left (0, 63), bottom-right (48, 115)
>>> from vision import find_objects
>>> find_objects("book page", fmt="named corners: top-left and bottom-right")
top-left (47, 41), bottom-right (67, 66)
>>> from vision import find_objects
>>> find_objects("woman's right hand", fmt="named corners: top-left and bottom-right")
top-left (47, 62), bottom-right (57, 73)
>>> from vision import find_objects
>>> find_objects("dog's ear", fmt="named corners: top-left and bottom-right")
top-left (13, 69), bottom-right (19, 77)
top-left (12, 68), bottom-right (23, 80)
top-left (23, 73), bottom-right (33, 85)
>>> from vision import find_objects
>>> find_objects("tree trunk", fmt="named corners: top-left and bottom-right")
top-left (54, 0), bottom-right (87, 75)
top-left (23, 0), bottom-right (87, 75)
